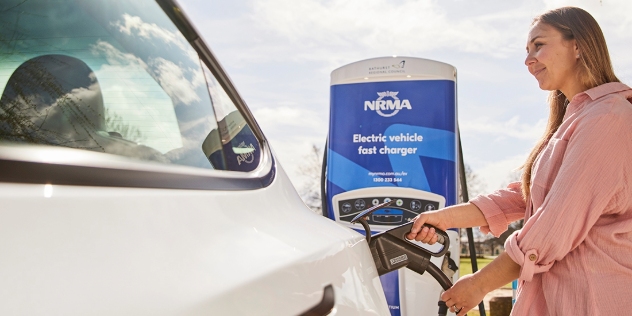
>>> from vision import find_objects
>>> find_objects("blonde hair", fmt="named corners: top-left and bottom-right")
top-left (521, 7), bottom-right (619, 198)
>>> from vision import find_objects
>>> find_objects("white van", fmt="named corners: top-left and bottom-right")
top-left (0, 0), bottom-right (390, 314)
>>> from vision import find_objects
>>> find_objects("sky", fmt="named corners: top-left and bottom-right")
top-left (177, 0), bottom-right (632, 196)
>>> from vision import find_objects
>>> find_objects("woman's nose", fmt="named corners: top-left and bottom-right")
top-left (525, 52), bottom-right (536, 67)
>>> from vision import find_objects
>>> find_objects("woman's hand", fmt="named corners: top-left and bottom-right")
top-left (405, 210), bottom-right (451, 244)
top-left (441, 273), bottom-right (488, 316)
top-left (442, 253), bottom-right (521, 315)
top-left (406, 202), bottom-right (488, 244)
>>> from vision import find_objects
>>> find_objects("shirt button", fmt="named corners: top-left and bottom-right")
top-left (529, 254), bottom-right (537, 261)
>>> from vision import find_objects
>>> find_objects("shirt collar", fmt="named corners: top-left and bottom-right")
top-left (583, 82), bottom-right (631, 101)
top-left (565, 82), bottom-right (631, 118)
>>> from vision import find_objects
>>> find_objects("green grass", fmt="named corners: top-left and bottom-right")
top-left (459, 257), bottom-right (512, 288)
top-left (459, 257), bottom-right (494, 276)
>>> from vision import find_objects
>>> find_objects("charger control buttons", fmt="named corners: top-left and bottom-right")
top-left (354, 199), bottom-right (366, 210)
top-left (342, 203), bottom-right (352, 213)
top-left (410, 200), bottom-right (422, 211)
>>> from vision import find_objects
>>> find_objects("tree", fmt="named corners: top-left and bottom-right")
top-left (460, 163), bottom-right (489, 242)
top-left (463, 163), bottom-right (488, 198)
top-left (501, 169), bottom-right (522, 188)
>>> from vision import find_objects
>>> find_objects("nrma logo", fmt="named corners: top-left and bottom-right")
top-left (235, 141), bottom-right (256, 165)
top-left (364, 91), bottom-right (412, 117)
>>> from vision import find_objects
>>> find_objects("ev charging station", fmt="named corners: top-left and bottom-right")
top-left (323, 57), bottom-right (460, 316)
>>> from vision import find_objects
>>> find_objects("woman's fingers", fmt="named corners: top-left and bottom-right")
top-left (406, 215), bottom-right (425, 239)
top-left (406, 218), bottom-right (439, 244)
top-left (406, 215), bottom-right (423, 239)
top-left (430, 232), bottom-right (438, 245)
top-left (444, 298), bottom-right (459, 314)
top-left (441, 274), bottom-right (486, 316)
top-left (413, 226), bottom-right (437, 244)
top-left (444, 298), bottom-right (469, 316)
top-left (416, 226), bottom-right (429, 241)
top-left (407, 210), bottom-right (449, 243)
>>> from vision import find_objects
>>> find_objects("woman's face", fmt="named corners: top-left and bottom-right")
top-left (525, 22), bottom-right (583, 97)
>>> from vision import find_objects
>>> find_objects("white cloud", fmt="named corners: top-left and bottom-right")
top-left (92, 40), bottom-right (148, 68)
top-left (460, 115), bottom-right (547, 142)
top-left (112, 14), bottom-right (199, 63)
top-left (251, 0), bottom-right (538, 61)
top-left (149, 58), bottom-right (203, 106)
top-left (91, 41), bottom-right (203, 107)
top-left (251, 105), bottom-right (328, 188)
top-left (253, 106), bottom-right (323, 130)
top-left (477, 154), bottom-right (529, 192)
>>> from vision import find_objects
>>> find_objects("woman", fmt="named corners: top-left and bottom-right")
top-left (407, 7), bottom-right (632, 315)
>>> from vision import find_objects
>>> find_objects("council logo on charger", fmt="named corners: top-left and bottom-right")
top-left (364, 91), bottom-right (412, 117)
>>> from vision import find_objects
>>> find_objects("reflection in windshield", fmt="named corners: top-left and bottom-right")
top-left (201, 66), bottom-right (261, 172)
top-left (202, 110), bottom-right (260, 172)
top-left (0, 0), bottom-right (259, 172)
top-left (0, 54), bottom-right (104, 146)
top-left (0, 54), bottom-right (167, 162)
top-left (89, 39), bottom-right (186, 153)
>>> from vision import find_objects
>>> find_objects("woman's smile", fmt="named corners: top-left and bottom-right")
top-left (533, 67), bottom-right (546, 77)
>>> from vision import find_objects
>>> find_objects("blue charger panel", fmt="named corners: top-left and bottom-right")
top-left (326, 79), bottom-right (457, 315)
top-left (326, 80), bottom-right (457, 215)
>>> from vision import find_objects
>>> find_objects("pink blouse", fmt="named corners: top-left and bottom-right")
top-left (470, 82), bottom-right (632, 315)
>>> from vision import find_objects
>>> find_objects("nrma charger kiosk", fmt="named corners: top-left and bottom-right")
top-left (324, 57), bottom-right (460, 316)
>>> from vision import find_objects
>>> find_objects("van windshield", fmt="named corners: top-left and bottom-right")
top-left (0, 0), bottom-right (250, 171)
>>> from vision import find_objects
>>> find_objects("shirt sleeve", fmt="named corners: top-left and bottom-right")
top-left (470, 181), bottom-right (526, 237)
top-left (505, 106), bottom-right (632, 282)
